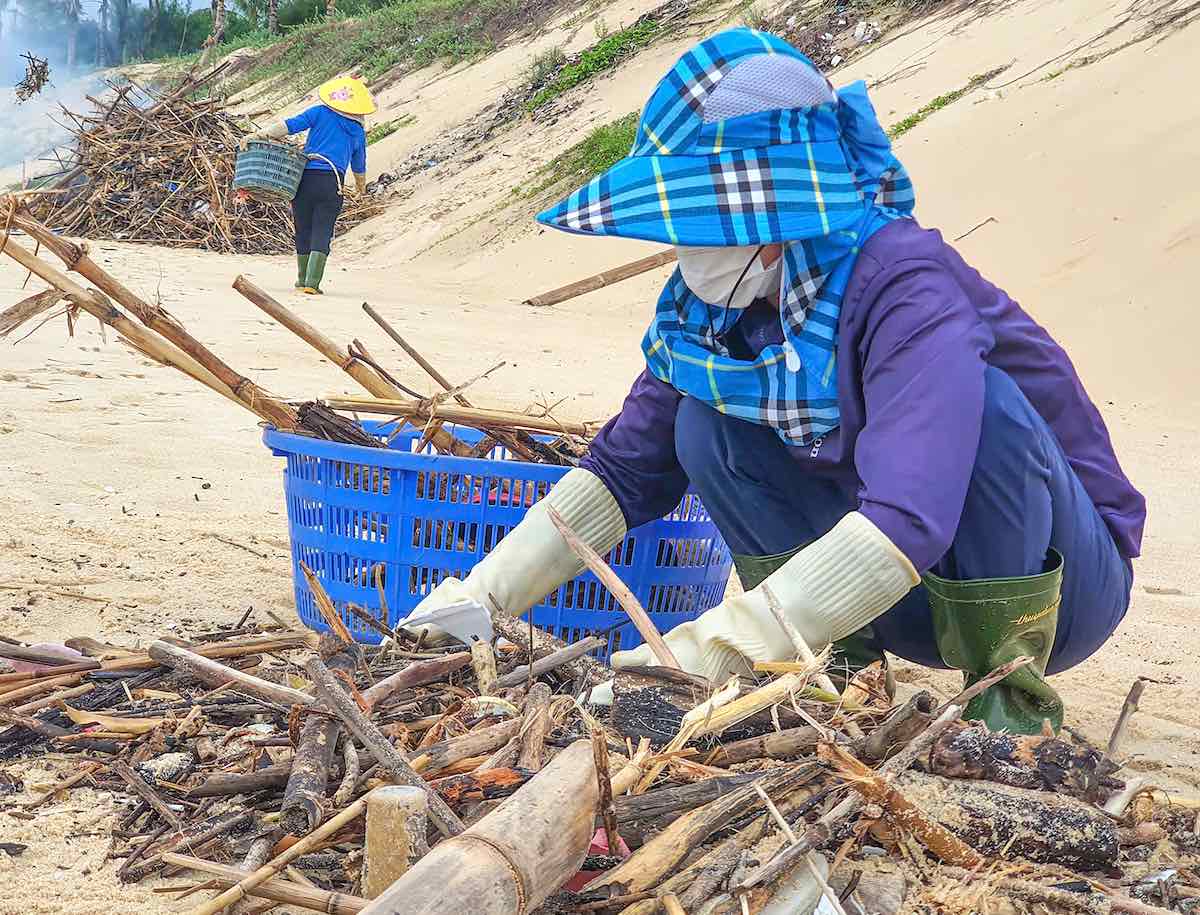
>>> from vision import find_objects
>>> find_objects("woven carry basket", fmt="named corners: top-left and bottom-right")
top-left (233, 140), bottom-right (308, 201)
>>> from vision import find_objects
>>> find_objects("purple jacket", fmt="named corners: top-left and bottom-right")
top-left (581, 219), bottom-right (1145, 571)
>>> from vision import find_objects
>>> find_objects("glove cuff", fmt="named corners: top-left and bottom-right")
top-left (762, 511), bottom-right (919, 647)
top-left (463, 468), bottom-right (626, 616)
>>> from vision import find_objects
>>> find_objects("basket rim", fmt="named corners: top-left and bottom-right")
top-left (262, 423), bottom-right (572, 478)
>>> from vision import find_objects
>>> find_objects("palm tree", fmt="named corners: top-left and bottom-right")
top-left (267, 0), bottom-right (278, 35)
top-left (63, 0), bottom-right (83, 69)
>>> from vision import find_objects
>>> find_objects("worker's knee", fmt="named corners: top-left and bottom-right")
top-left (674, 397), bottom-right (765, 492)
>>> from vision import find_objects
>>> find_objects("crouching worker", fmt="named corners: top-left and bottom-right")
top-left (243, 76), bottom-right (374, 294)
top-left (407, 28), bottom-right (1145, 735)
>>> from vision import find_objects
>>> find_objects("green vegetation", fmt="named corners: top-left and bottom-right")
top-left (887, 68), bottom-right (1004, 138)
top-left (366, 114), bottom-right (416, 144)
top-left (527, 18), bottom-right (660, 110)
top-left (525, 45), bottom-right (567, 88)
top-left (517, 112), bottom-right (638, 200)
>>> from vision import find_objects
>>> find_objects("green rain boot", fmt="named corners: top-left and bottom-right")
top-left (295, 254), bottom-right (309, 289)
top-left (732, 548), bottom-right (886, 686)
top-left (301, 251), bottom-right (328, 295)
top-left (925, 549), bottom-right (1065, 735)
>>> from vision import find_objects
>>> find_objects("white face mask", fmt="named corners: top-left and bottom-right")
top-left (676, 244), bottom-right (780, 310)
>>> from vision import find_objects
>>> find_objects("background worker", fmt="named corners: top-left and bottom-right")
top-left (407, 29), bottom-right (1145, 735)
top-left (243, 75), bottom-right (373, 294)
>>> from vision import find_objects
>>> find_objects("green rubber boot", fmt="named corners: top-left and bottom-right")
top-left (926, 549), bottom-right (1065, 735)
top-left (295, 254), bottom-right (309, 289)
top-left (301, 251), bottom-right (328, 295)
top-left (732, 548), bottom-right (885, 684)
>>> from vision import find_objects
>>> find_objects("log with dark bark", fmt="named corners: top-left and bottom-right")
top-left (491, 613), bottom-right (608, 687)
top-left (897, 770), bottom-right (1120, 868)
top-left (188, 764), bottom-right (291, 798)
top-left (280, 635), bottom-right (357, 835)
top-left (926, 720), bottom-right (1119, 800)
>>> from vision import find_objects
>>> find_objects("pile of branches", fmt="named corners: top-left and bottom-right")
top-left (0, 592), bottom-right (1195, 914)
top-left (0, 205), bottom-right (591, 462)
top-left (26, 69), bottom-right (380, 254)
top-left (14, 52), bottom-right (50, 103)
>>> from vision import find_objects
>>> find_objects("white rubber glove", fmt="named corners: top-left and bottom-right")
top-left (404, 469), bottom-right (626, 641)
top-left (593, 513), bottom-right (918, 701)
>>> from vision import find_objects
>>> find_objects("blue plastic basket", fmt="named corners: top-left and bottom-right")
top-left (263, 423), bottom-right (732, 660)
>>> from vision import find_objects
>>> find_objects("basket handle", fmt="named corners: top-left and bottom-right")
top-left (306, 153), bottom-right (345, 197)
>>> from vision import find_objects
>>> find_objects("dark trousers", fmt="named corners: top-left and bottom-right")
top-left (292, 169), bottom-right (343, 256)
top-left (674, 366), bottom-right (1133, 674)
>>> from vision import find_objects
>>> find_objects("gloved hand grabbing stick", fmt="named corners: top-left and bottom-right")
top-left (546, 506), bottom-right (680, 670)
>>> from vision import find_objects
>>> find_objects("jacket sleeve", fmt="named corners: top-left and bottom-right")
top-left (580, 369), bottom-right (689, 529)
top-left (284, 106), bottom-right (318, 135)
top-left (852, 259), bottom-right (995, 572)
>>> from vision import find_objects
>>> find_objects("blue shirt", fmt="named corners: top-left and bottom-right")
top-left (285, 104), bottom-right (367, 176)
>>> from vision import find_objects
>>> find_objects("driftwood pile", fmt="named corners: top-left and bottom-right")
top-left (1, 596), bottom-right (1196, 915)
top-left (23, 68), bottom-right (380, 254)
top-left (0, 205), bottom-right (592, 462)
top-left (15, 52), bottom-right (51, 103)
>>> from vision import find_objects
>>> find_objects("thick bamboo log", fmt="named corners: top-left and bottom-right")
top-left (470, 640), bottom-right (498, 696)
top-left (363, 787), bottom-right (428, 898)
top-left (705, 726), bottom-right (820, 766)
top-left (324, 395), bottom-right (596, 438)
top-left (360, 740), bottom-right (599, 915)
top-left (162, 854), bottom-right (368, 914)
top-left (522, 250), bottom-right (676, 307)
top-left (12, 212), bottom-right (297, 429)
top-left (233, 276), bottom-right (470, 455)
top-left (305, 657), bottom-right (465, 838)
top-left (188, 763), bottom-right (292, 798)
top-left (148, 640), bottom-right (312, 707)
top-left (281, 636), bottom-right (358, 834)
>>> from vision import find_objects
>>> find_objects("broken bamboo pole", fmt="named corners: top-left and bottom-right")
top-left (362, 786), bottom-right (428, 898)
top-left (359, 740), bottom-right (599, 915)
top-left (323, 395), bottom-right (596, 438)
top-left (522, 250), bottom-right (676, 307)
top-left (233, 276), bottom-right (470, 455)
top-left (10, 211), bottom-right (297, 429)
top-left (147, 640), bottom-right (313, 707)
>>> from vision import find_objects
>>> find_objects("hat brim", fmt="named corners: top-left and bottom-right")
top-left (318, 83), bottom-right (377, 116)
top-left (536, 140), bottom-right (868, 247)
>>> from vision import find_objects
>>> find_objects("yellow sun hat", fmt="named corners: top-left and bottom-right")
top-left (317, 76), bottom-right (377, 116)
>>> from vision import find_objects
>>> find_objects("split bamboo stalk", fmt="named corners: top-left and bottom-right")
top-left (522, 250), bottom-right (676, 307)
top-left (546, 506), bottom-right (679, 668)
top-left (323, 395), bottom-right (596, 437)
top-left (10, 212), bottom-right (297, 429)
top-left (359, 740), bottom-right (599, 915)
top-left (162, 854), bottom-right (368, 914)
top-left (233, 276), bottom-right (470, 455)
top-left (185, 797), bottom-right (369, 915)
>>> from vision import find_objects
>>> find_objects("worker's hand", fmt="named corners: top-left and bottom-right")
top-left (353, 173), bottom-right (367, 196)
top-left (238, 134), bottom-right (257, 152)
top-left (396, 577), bottom-right (475, 646)
top-left (592, 513), bottom-right (918, 704)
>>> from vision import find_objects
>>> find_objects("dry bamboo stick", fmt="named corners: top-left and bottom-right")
top-left (148, 640), bottom-right (313, 707)
top-left (11, 212), bottom-right (296, 429)
top-left (233, 276), bottom-right (470, 455)
top-left (185, 797), bottom-right (369, 915)
top-left (162, 854), bottom-right (368, 914)
top-left (323, 395), bottom-right (596, 437)
top-left (0, 235), bottom-right (250, 416)
top-left (522, 250), bottom-right (676, 307)
top-left (546, 506), bottom-right (678, 668)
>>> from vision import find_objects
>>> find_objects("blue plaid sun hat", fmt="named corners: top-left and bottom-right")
top-left (536, 27), bottom-right (915, 446)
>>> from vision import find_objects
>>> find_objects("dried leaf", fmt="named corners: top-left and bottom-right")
top-left (61, 704), bottom-right (166, 735)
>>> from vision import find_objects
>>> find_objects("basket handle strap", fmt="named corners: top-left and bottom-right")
top-left (305, 154), bottom-right (344, 196)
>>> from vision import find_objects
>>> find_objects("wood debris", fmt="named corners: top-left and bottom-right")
top-left (15, 52), bottom-right (51, 103)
